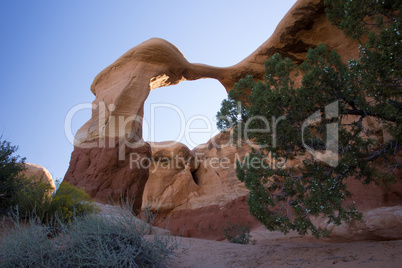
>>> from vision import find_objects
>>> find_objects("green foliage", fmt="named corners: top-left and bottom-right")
top-left (13, 177), bottom-right (54, 219)
top-left (325, 0), bottom-right (401, 40)
top-left (0, 138), bottom-right (26, 209)
top-left (217, 3), bottom-right (401, 237)
top-left (0, 204), bottom-right (178, 267)
top-left (325, 0), bottom-right (401, 137)
top-left (222, 221), bottom-right (252, 244)
top-left (48, 181), bottom-right (98, 223)
top-left (12, 179), bottom-right (98, 224)
top-left (0, 139), bottom-right (97, 224)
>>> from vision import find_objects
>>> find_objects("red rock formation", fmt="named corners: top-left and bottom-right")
top-left (64, 139), bottom-right (150, 211)
top-left (144, 136), bottom-right (401, 239)
top-left (140, 132), bottom-right (257, 239)
top-left (64, 0), bottom-right (400, 236)
top-left (142, 132), bottom-right (252, 213)
top-left (66, 0), bottom-right (346, 204)
top-left (346, 173), bottom-right (402, 211)
top-left (152, 195), bottom-right (260, 241)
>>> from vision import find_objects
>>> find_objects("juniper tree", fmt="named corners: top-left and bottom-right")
top-left (0, 138), bottom-right (26, 209)
top-left (217, 0), bottom-right (401, 237)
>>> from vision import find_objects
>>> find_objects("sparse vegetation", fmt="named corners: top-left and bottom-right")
top-left (11, 177), bottom-right (98, 225)
top-left (0, 138), bottom-right (97, 223)
top-left (47, 181), bottom-right (98, 223)
top-left (12, 176), bottom-right (54, 220)
top-left (0, 203), bottom-right (179, 267)
top-left (1, 139), bottom-right (178, 267)
top-left (222, 221), bottom-right (252, 245)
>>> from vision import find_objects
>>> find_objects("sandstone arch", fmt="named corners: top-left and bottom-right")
top-left (64, 0), bottom-right (359, 212)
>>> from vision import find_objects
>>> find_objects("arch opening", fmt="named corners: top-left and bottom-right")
top-left (143, 79), bottom-right (227, 150)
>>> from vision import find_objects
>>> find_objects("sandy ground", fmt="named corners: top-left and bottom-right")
top-left (169, 230), bottom-right (402, 268)
top-left (1, 203), bottom-right (401, 267)
top-left (96, 203), bottom-right (402, 267)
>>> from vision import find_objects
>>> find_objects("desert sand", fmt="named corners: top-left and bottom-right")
top-left (97, 202), bottom-right (402, 267)
top-left (170, 230), bottom-right (402, 268)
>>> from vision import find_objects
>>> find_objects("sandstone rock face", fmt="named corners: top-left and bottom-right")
top-left (322, 206), bottom-right (402, 241)
top-left (250, 206), bottom-right (402, 242)
top-left (346, 172), bottom-right (402, 211)
top-left (152, 195), bottom-right (260, 240)
top-left (23, 163), bottom-right (55, 191)
top-left (64, 139), bottom-right (151, 212)
top-left (141, 133), bottom-right (258, 240)
top-left (142, 141), bottom-right (199, 212)
top-left (142, 132), bottom-right (252, 213)
top-left (143, 135), bottom-right (402, 239)
top-left (65, 0), bottom-right (400, 238)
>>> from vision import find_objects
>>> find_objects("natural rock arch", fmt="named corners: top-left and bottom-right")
top-left (64, 0), bottom-right (359, 212)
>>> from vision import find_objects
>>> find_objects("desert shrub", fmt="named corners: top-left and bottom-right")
top-left (0, 203), bottom-right (178, 267)
top-left (0, 217), bottom-right (62, 267)
top-left (47, 181), bottom-right (98, 223)
top-left (222, 221), bottom-right (252, 244)
top-left (1, 137), bottom-right (95, 224)
top-left (11, 180), bottom-right (97, 224)
top-left (64, 211), bottom-right (177, 267)
top-left (12, 176), bottom-right (54, 219)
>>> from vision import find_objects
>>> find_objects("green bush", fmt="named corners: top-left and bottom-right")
top-left (13, 176), bottom-right (54, 219)
top-left (0, 203), bottom-right (179, 267)
top-left (48, 181), bottom-right (98, 223)
top-left (1, 138), bottom-right (96, 224)
top-left (222, 221), bottom-right (252, 244)
top-left (12, 180), bottom-right (98, 225)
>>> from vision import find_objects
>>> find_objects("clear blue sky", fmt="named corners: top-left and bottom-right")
top-left (0, 0), bottom-right (297, 180)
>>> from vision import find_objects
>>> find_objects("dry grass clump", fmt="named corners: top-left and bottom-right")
top-left (0, 201), bottom-right (178, 267)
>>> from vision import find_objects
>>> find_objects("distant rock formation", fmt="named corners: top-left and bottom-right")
top-left (64, 0), bottom-right (401, 238)
top-left (23, 163), bottom-right (55, 191)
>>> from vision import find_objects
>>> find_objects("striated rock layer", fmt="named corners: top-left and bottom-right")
top-left (64, 0), bottom-right (401, 238)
